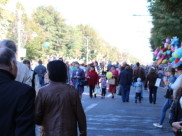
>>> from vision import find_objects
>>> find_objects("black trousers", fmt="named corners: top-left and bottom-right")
top-left (102, 88), bottom-right (106, 96)
top-left (89, 85), bottom-right (95, 97)
top-left (135, 93), bottom-right (141, 102)
top-left (149, 86), bottom-right (157, 104)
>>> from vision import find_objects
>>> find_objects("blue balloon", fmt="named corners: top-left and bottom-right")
top-left (166, 50), bottom-right (171, 55)
top-left (171, 37), bottom-right (180, 48)
top-left (43, 42), bottom-right (50, 48)
top-left (176, 48), bottom-right (182, 58)
top-left (174, 62), bottom-right (182, 68)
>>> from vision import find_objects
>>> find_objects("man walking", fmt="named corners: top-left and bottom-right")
top-left (0, 48), bottom-right (35, 136)
top-left (34, 60), bottom-right (46, 86)
top-left (0, 40), bottom-right (32, 86)
top-left (133, 62), bottom-right (146, 97)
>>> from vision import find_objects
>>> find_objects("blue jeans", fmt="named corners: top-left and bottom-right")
top-left (35, 125), bottom-right (40, 136)
top-left (159, 99), bottom-right (173, 125)
top-left (121, 85), bottom-right (130, 102)
top-left (39, 76), bottom-right (44, 87)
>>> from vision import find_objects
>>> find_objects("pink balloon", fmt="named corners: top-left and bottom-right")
top-left (154, 50), bottom-right (158, 56)
top-left (164, 43), bottom-right (168, 48)
top-left (171, 46), bottom-right (175, 51)
top-left (166, 38), bottom-right (170, 43)
top-left (157, 51), bottom-right (163, 57)
top-left (161, 55), bottom-right (165, 59)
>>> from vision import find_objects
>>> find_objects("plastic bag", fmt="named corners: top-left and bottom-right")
top-left (95, 85), bottom-right (101, 95)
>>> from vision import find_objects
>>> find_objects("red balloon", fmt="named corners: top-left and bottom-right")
top-left (175, 58), bottom-right (180, 64)
top-left (162, 48), bottom-right (167, 52)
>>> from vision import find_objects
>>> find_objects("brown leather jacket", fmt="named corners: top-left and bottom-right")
top-left (35, 82), bottom-right (87, 136)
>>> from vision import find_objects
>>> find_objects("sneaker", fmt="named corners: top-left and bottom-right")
top-left (153, 123), bottom-right (163, 128)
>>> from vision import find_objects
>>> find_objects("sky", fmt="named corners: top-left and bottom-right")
top-left (6, 0), bottom-right (153, 63)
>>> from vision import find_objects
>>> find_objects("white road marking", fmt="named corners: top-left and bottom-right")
top-left (85, 103), bottom-right (99, 112)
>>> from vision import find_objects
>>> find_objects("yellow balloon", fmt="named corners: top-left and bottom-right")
top-left (162, 59), bottom-right (168, 64)
top-left (168, 45), bottom-right (171, 50)
top-left (174, 54), bottom-right (178, 58)
top-left (106, 72), bottom-right (113, 79)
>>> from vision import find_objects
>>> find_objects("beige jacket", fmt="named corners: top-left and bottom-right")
top-left (29, 70), bottom-right (41, 93)
top-left (15, 61), bottom-right (32, 86)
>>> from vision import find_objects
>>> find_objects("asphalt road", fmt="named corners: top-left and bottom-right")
top-left (81, 86), bottom-right (173, 136)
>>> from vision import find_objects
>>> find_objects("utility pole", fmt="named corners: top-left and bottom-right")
top-left (86, 37), bottom-right (89, 65)
top-left (17, 7), bottom-right (22, 61)
top-left (84, 36), bottom-right (91, 65)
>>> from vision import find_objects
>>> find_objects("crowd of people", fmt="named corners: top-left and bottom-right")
top-left (0, 39), bottom-right (182, 136)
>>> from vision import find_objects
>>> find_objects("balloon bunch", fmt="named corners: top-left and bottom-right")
top-left (153, 36), bottom-right (181, 66)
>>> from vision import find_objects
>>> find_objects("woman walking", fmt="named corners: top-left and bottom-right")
top-left (87, 66), bottom-right (99, 98)
top-left (153, 68), bottom-right (176, 128)
top-left (35, 60), bottom-right (87, 136)
top-left (145, 68), bottom-right (158, 104)
top-left (72, 62), bottom-right (85, 98)
top-left (108, 65), bottom-right (119, 98)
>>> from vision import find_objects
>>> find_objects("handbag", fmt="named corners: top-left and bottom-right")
top-left (79, 80), bottom-right (88, 86)
top-left (108, 79), bottom-right (115, 85)
top-left (164, 89), bottom-right (173, 99)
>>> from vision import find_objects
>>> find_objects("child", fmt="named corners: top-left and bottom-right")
top-left (135, 78), bottom-right (143, 103)
top-left (101, 75), bottom-right (107, 99)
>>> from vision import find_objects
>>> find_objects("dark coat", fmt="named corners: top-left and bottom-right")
top-left (0, 70), bottom-right (35, 136)
top-left (119, 69), bottom-right (132, 86)
top-left (35, 82), bottom-right (87, 136)
top-left (133, 67), bottom-right (146, 82)
top-left (145, 72), bottom-right (158, 88)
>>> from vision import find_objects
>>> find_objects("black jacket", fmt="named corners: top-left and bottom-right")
top-left (0, 70), bottom-right (36, 136)
top-left (119, 69), bottom-right (132, 86)
top-left (145, 72), bottom-right (158, 89)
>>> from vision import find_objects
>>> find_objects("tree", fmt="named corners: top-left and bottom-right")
top-left (24, 18), bottom-right (48, 60)
top-left (148, 0), bottom-right (182, 50)
top-left (0, 0), bottom-right (12, 39)
top-left (77, 25), bottom-right (106, 60)
top-left (0, 4), bottom-right (140, 63)
top-left (0, 0), bottom-right (8, 5)
top-left (33, 6), bottom-right (66, 56)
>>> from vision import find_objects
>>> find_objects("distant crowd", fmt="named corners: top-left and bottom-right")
top-left (0, 40), bottom-right (182, 136)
